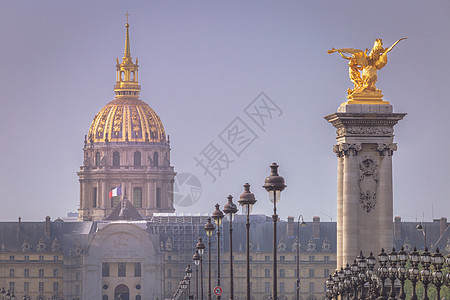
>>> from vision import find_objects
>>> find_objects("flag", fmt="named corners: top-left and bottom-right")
top-left (109, 185), bottom-right (122, 198)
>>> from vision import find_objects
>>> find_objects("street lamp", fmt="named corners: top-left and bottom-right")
top-left (197, 238), bottom-right (206, 300)
top-left (238, 183), bottom-right (257, 300)
top-left (194, 250), bottom-right (201, 300)
top-left (396, 247), bottom-right (408, 300)
top-left (416, 222), bottom-right (427, 249)
top-left (212, 204), bottom-right (224, 300)
top-left (377, 248), bottom-right (389, 300)
top-left (263, 162), bottom-right (286, 300)
top-left (184, 275), bottom-right (192, 300)
top-left (408, 247), bottom-right (420, 300)
top-left (387, 248), bottom-right (398, 300)
top-left (419, 247), bottom-right (432, 300)
top-left (296, 215), bottom-right (306, 300)
top-left (204, 217), bottom-right (215, 300)
top-left (223, 195), bottom-right (238, 300)
top-left (186, 265), bottom-right (193, 299)
top-left (431, 247), bottom-right (445, 300)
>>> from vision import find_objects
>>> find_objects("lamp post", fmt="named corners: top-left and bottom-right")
top-left (431, 247), bottom-right (445, 300)
top-left (416, 222), bottom-right (427, 249)
top-left (186, 265), bottom-right (193, 300)
top-left (408, 247), bottom-right (420, 300)
top-left (343, 264), bottom-right (352, 300)
top-left (184, 275), bottom-right (192, 300)
top-left (296, 215), bottom-right (306, 300)
top-left (263, 162), bottom-right (286, 300)
top-left (366, 252), bottom-right (377, 300)
top-left (197, 238), bottom-right (206, 300)
top-left (387, 248), bottom-right (397, 300)
top-left (419, 247), bottom-right (431, 300)
top-left (358, 252), bottom-right (368, 299)
top-left (194, 250), bottom-right (201, 300)
top-left (223, 195), bottom-right (238, 300)
top-left (212, 204), bottom-right (224, 300)
top-left (238, 183), bottom-right (257, 300)
top-left (181, 278), bottom-right (189, 300)
top-left (204, 217), bottom-right (215, 300)
top-left (377, 248), bottom-right (389, 300)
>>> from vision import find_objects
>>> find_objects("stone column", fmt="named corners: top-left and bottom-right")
top-left (101, 180), bottom-right (106, 208)
top-left (325, 104), bottom-right (405, 268)
top-left (336, 155), bottom-right (344, 268)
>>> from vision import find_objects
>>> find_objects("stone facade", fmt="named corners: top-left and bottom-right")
top-left (0, 216), bottom-right (448, 299)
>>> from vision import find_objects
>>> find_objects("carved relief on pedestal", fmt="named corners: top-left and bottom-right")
top-left (333, 143), bottom-right (361, 157)
top-left (358, 154), bottom-right (378, 213)
top-left (377, 143), bottom-right (397, 156)
top-left (337, 126), bottom-right (393, 137)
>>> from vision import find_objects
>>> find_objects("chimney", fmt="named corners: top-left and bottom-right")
top-left (394, 216), bottom-right (401, 240)
top-left (287, 216), bottom-right (294, 237)
top-left (45, 216), bottom-right (51, 238)
top-left (18, 217), bottom-right (22, 231)
top-left (440, 217), bottom-right (448, 236)
top-left (313, 216), bottom-right (320, 239)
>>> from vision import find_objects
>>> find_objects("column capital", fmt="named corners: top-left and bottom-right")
top-left (333, 143), bottom-right (361, 157)
top-left (377, 143), bottom-right (397, 156)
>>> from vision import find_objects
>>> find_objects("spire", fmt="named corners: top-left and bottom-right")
top-left (114, 13), bottom-right (141, 98)
top-left (123, 12), bottom-right (131, 59)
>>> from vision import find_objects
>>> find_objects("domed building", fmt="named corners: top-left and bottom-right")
top-left (77, 21), bottom-right (176, 221)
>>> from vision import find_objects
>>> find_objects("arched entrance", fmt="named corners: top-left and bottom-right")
top-left (114, 284), bottom-right (129, 300)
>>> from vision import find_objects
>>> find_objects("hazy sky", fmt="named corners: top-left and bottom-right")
top-left (1, 1), bottom-right (449, 222)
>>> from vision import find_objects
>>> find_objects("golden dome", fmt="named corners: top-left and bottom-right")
top-left (88, 98), bottom-right (166, 143)
top-left (88, 20), bottom-right (166, 144)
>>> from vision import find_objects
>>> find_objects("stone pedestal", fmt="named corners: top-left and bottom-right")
top-left (325, 103), bottom-right (406, 268)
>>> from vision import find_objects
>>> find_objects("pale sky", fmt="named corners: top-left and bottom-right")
top-left (1, 0), bottom-right (449, 222)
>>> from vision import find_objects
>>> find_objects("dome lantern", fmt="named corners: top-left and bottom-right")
top-left (114, 17), bottom-right (141, 99)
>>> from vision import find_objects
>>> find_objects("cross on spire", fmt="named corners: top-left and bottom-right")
top-left (125, 11), bottom-right (130, 24)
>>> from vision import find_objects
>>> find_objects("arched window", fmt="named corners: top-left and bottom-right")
top-left (134, 151), bottom-right (141, 167)
top-left (113, 151), bottom-right (120, 167)
top-left (120, 71), bottom-right (124, 81)
top-left (102, 296), bottom-right (108, 300)
top-left (95, 152), bottom-right (101, 166)
top-left (114, 284), bottom-right (129, 300)
top-left (153, 152), bottom-right (159, 167)
top-left (130, 71), bottom-right (135, 81)
top-left (135, 296), bottom-right (141, 300)
top-left (133, 187), bottom-right (142, 208)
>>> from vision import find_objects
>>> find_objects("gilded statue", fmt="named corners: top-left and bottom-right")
top-left (327, 38), bottom-right (406, 96)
